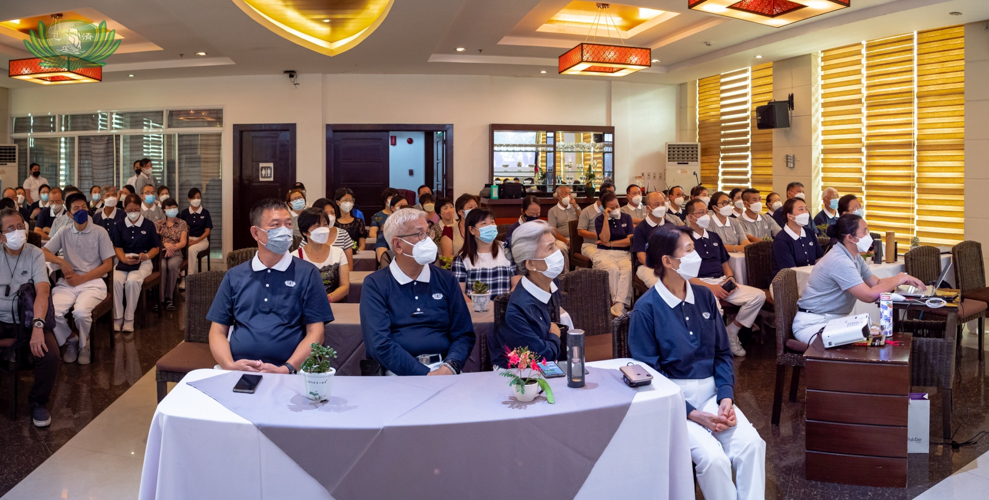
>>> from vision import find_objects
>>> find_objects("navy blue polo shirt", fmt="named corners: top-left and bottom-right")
top-left (206, 253), bottom-right (334, 365)
top-left (631, 217), bottom-right (672, 255)
top-left (94, 207), bottom-right (125, 235)
top-left (594, 212), bottom-right (634, 250)
top-left (814, 209), bottom-right (839, 228)
top-left (179, 207), bottom-right (213, 238)
top-left (629, 282), bottom-right (734, 416)
top-left (668, 206), bottom-right (687, 222)
top-left (36, 205), bottom-right (65, 229)
top-left (490, 278), bottom-right (562, 368)
top-left (771, 225), bottom-right (824, 281)
top-left (111, 216), bottom-right (161, 272)
top-left (691, 229), bottom-right (729, 279)
top-left (360, 261), bottom-right (476, 375)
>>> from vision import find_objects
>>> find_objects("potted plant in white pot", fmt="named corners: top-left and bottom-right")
top-left (300, 343), bottom-right (338, 402)
top-left (471, 280), bottom-right (491, 313)
top-left (500, 346), bottom-right (555, 404)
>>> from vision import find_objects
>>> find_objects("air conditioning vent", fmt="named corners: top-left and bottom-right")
top-left (665, 142), bottom-right (700, 168)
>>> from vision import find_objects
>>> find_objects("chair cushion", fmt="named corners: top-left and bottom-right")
top-left (963, 287), bottom-right (989, 305)
top-left (786, 339), bottom-right (809, 353)
top-left (156, 341), bottom-right (216, 373)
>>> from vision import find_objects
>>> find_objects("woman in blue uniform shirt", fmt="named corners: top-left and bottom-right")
top-left (111, 193), bottom-right (161, 332)
top-left (629, 226), bottom-right (765, 500)
top-left (490, 221), bottom-right (564, 368)
top-left (771, 197), bottom-right (823, 280)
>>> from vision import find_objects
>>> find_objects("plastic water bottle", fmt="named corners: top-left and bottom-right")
top-left (880, 293), bottom-right (893, 337)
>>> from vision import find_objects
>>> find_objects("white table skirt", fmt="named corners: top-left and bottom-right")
top-left (793, 254), bottom-right (952, 323)
top-left (139, 359), bottom-right (694, 500)
top-left (728, 252), bottom-right (747, 286)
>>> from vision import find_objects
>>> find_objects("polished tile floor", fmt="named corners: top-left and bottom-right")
top-left (3, 304), bottom-right (989, 498)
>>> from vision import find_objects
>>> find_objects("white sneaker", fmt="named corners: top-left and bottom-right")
top-left (114, 319), bottom-right (124, 332)
top-left (123, 320), bottom-right (135, 332)
top-left (63, 339), bottom-right (79, 363)
top-left (727, 329), bottom-right (747, 357)
top-left (77, 344), bottom-right (91, 365)
top-left (610, 303), bottom-right (625, 317)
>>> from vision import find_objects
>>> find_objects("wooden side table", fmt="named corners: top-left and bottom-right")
top-left (804, 332), bottom-right (912, 487)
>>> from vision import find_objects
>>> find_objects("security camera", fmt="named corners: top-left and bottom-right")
top-left (284, 70), bottom-right (296, 79)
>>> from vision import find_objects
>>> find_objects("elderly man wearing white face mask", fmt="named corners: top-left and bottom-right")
top-left (683, 199), bottom-right (766, 357)
top-left (736, 188), bottom-right (781, 241)
top-left (620, 184), bottom-right (646, 225)
top-left (359, 208), bottom-right (475, 376)
top-left (632, 192), bottom-right (685, 288)
top-left (546, 185), bottom-right (579, 252)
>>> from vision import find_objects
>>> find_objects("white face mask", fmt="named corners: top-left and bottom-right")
top-left (696, 214), bottom-right (711, 229)
top-left (630, 195), bottom-right (642, 206)
top-left (160, 194), bottom-right (169, 202)
top-left (675, 250), bottom-right (703, 280)
top-left (4, 229), bottom-right (26, 251)
top-left (309, 226), bottom-right (331, 244)
top-left (609, 209), bottom-right (620, 219)
top-left (699, 196), bottom-right (711, 205)
top-left (719, 205), bottom-right (734, 217)
top-left (771, 201), bottom-right (783, 211)
top-left (401, 235), bottom-right (438, 265)
top-left (104, 196), bottom-right (117, 208)
top-left (534, 249), bottom-right (565, 280)
top-left (793, 212), bottom-right (810, 226)
top-left (794, 192), bottom-right (805, 200)
top-left (340, 201), bottom-right (354, 213)
top-left (51, 204), bottom-right (63, 214)
top-left (748, 201), bottom-right (763, 213)
top-left (673, 196), bottom-right (684, 207)
top-left (854, 233), bottom-right (874, 253)
top-left (651, 205), bottom-right (667, 219)
top-left (127, 211), bottom-right (141, 222)
top-left (560, 196), bottom-right (570, 207)
top-left (16, 195), bottom-right (23, 204)
top-left (190, 199), bottom-right (202, 208)
top-left (734, 200), bottom-right (745, 209)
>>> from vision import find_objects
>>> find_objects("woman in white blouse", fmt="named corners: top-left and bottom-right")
top-left (296, 208), bottom-right (350, 303)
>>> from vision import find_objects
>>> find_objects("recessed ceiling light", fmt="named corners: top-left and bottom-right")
top-left (195, 51), bottom-right (207, 56)
top-left (651, 59), bottom-right (660, 62)
top-left (128, 74), bottom-right (134, 78)
top-left (456, 47), bottom-right (466, 52)
top-left (540, 70), bottom-right (547, 74)
top-left (322, 19), bottom-right (330, 23)
top-left (756, 55), bottom-right (763, 58)
top-left (949, 11), bottom-right (962, 15)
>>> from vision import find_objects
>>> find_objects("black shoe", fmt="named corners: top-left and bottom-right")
top-left (31, 404), bottom-right (51, 428)
top-left (165, 299), bottom-right (175, 311)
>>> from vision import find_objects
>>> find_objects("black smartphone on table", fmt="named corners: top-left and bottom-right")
top-left (233, 374), bottom-right (262, 394)
top-left (539, 361), bottom-right (567, 378)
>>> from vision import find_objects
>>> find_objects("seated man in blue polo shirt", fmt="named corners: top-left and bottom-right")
top-left (360, 208), bottom-right (475, 376)
top-left (207, 199), bottom-right (334, 374)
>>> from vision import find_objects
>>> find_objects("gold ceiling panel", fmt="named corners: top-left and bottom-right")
top-left (232, 0), bottom-right (393, 56)
top-left (538, 1), bottom-right (675, 38)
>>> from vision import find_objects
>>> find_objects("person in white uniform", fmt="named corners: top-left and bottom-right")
top-left (792, 214), bottom-right (924, 344)
top-left (23, 163), bottom-right (48, 205)
top-left (629, 225), bottom-right (765, 500)
top-left (111, 194), bottom-right (161, 332)
top-left (43, 192), bottom-right (115, 365)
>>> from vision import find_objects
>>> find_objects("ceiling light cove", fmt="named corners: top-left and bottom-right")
top-left (539, 1), bottom-right (678, 38)
top-left (231, 0), bottom-right (393, 56)
top-left (688, 0), bottom-right (850, 28)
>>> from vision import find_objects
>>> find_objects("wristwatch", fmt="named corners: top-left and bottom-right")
top-left (444, 359), bottom-right (462, 374)
top-left (281, 362), bottom-right (297, 374)
top-left (33, 318), bottom-right (44, 329)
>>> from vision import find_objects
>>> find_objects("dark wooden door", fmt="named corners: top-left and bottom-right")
top-left (331, 131), bottom-right (389, 218)
top-left (233, 124), bottom-right (296, 250)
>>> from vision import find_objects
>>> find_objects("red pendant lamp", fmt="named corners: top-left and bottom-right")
top-left (558, 3), bottom-right (651, 77)
top-left (688, 0), bottom-right (850, 27)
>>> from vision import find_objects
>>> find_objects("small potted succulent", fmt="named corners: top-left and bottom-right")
top-left (300, 343), bottom-right (337, 402)
top-left (501, 346), bottom-right (555, 404)
top-left (471, 280), bottom-right (491, 312)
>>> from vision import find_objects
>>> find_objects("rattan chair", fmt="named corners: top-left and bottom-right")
top-left (952, 241), bottom-right (989, 357)
top-left (771, 269), bottom-right (804, 426)
top-left (226, 248), bottom-right (258, 269)
top-left (744, 241), bottom-right (774, 291)
top-left (567, 219), bottom-right (591, 269)
top-left (26, 231), bottom-right (42, 249)
top-left (613, 311), bottom-right (632, 359)
top-left (496, 223), bottom-right (513, 243)
top-left (559, 268), bottom-right (612, 336)
top-left (908, 245), bottom-right (987, 359)
top-left (155, 271), bottom-right (224, 402)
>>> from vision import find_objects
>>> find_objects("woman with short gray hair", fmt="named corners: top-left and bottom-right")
top-left (490, 221), bottom-right (566, 368)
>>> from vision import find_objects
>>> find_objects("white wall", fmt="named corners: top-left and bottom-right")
top-left (772, 54), bottom-right (815, 206)
top-left (965, 21), bottom-right (989, 271)
top-left (8, 72), bottom-right (677, 257)
top-left (388, 131), bottom-right (424, 192)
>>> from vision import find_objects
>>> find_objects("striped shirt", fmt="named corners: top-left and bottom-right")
top-left (451, 250), bottom-right (516, 298)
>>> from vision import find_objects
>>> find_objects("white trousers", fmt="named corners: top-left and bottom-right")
top-left (698, 277), bottom-right (765, 328)
top-left (591, 249), bottom-right (632, 307)
top-left (792, 310), bottom-right (847, 344)
top-left (580, 243), bottom-right (598, 260)
top-left (187, 238), bottom-right (210, 275)
top-left (113, 260), bottom-right (153, 322)
top-left (636, 265), bottom-right (659, 288)
top-left (673, 377), bottom-right (766, 500)
top-left (52, 278), bottom-right (108, 348)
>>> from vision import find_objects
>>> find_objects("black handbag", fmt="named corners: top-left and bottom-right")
top-left (15, 280), bottom-right (56, 331)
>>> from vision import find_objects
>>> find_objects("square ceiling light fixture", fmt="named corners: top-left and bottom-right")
top-left (8, 56), bottom-right (101, 85)
top-left (688, 0), bottom-right (849, 27)
top-left (558, 3), bottom-right (652, 77)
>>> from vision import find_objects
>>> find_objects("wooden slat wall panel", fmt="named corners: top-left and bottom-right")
top-left (750, 62), bottom-right (774, 195)
top-left (820, 43), bottom-right (866, 200)
top-left (864, 33), bottom-right (916, 246)
top-left (720, 68), bottom-right (751, 191)
top-left (698, 75), bottom-right (721, 187)
top-left (916, 25), bottom-right (964, 246)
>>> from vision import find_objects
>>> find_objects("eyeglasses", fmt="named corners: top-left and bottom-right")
top-left (715, 200), bottom-right (731, 207)
top-left (399, 230), bottom-right (429, 243)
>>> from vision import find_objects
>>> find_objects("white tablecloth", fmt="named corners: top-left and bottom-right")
top-left (139, 359), bottom-right (694, 500)
top-left (792, 254), bottom-right (952, 323)
top-left (728, 252), bottom-right (747, 286)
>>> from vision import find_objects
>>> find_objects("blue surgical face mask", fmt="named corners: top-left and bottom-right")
top-left (477, 225), bottom-right (498, 244)
top-left (144, 194), bottom-right (156, 205)
top-left (852, 208), bottom-right (864, 217)
top-left (829, 198), bottom-right (839, 211)
top-left (291, 199), bottom-right (306, 211)
top-left (259, 226), bottom-right (293, 255)
top-left (165, 208), bottom-right (179, 218)
top-left (91, 192), bottom-right (101, 201)
top-left (72, 209), bottom-right (88, 224)
top-left (40, 193), bottom-right (49, 202)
